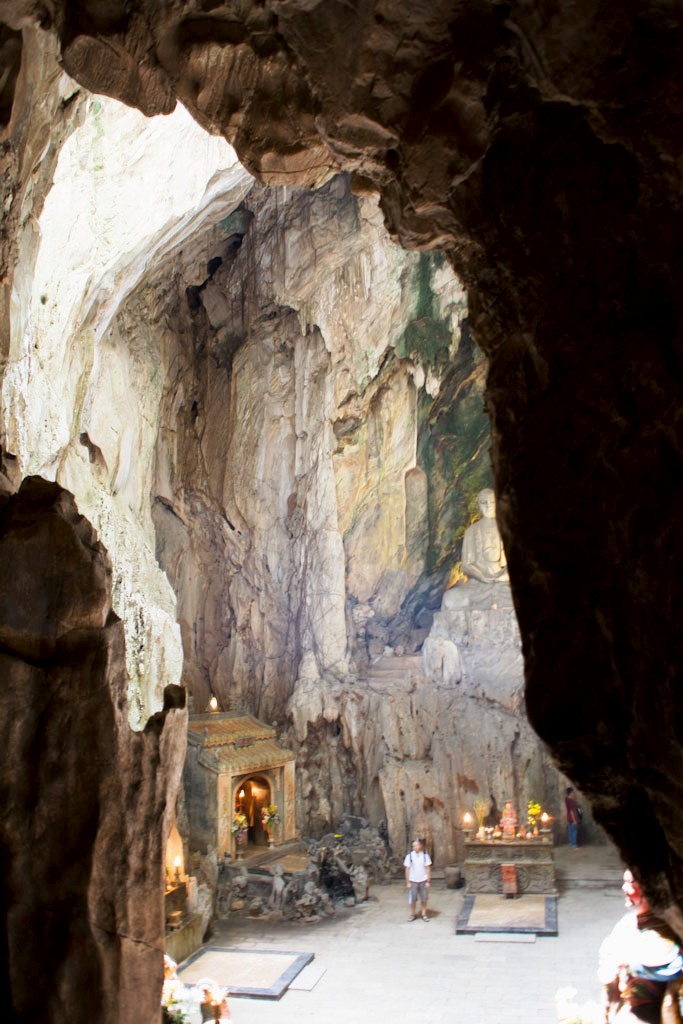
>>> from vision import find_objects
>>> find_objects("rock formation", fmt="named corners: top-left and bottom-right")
top-left (1, 0), bottom-right (683, 1019)
top-left (0, 477), bottom-right (187, 1024)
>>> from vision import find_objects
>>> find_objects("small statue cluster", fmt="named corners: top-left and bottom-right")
top-left (215, 858), bottom-right (334, 923)
top-left (212, 818), bottom-right (391, 925)
top-left (464, 797), bottom-right (553, 841)
top-left (306, 815), bottom-right (395, 888)
top-left (292, 879), bottom-right (335, 922)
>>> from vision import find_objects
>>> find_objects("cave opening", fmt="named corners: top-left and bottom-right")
top-left (0, 75), bottom-right (566, 1010)
top-left (1, 80), bottom-right (615, 1020)
top-left (1, 5), bottom-right (682, 1023)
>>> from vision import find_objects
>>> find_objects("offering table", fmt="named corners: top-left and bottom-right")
top-left (464, 838), bottom-right (556, 894)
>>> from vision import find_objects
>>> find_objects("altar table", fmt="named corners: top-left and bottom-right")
top-left (464, 838), bottom-right (556, 894)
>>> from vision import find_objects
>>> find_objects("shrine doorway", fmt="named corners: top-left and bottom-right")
top-left (235, 775), bottom-right (271, 848)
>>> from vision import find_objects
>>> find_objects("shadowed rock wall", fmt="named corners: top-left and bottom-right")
top-left (0, 477), bottom-right (187, 1024)
top-left (0, 1), bottom-right (682, 1018)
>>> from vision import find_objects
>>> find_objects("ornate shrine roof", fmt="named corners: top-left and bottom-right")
top-left (188, 712), bottom-right (275, 748)
top-left (187, 712), bottom-right (295, 774)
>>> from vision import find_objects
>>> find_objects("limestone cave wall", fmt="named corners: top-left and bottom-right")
top-left (1, 0), bottom-right (682, 1019)
top-left (145, 174), bottom-right (482, 710)
top-left (0, 26), bottom-right (552, 876)
top-left (27, 0), bottom-right (677, 924)
top-left (107, 158), bottom-right (549, 858)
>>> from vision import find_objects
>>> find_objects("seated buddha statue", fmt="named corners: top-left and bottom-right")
top-left (500, 800), bottom-right (518, 838)
top-left (461, 488), bottom-right (509, 584)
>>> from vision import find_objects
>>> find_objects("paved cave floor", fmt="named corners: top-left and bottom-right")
top-left (179, 845), bottom-right (625, 1024)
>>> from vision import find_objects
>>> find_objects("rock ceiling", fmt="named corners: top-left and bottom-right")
top-left (1, 1), bottom-right (683, 1018)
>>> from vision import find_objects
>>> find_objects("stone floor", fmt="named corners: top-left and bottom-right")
top-left (173, 843), bottom-right (626, 1024)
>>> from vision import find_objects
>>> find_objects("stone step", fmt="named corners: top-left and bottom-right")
top-left (556, 871), bottom-right (624, 890)
top-left (232, 839), bottom-right (306, 873)
top-left (552, 845), bottom-right (625, 892)
top-left (365, 655), bottom-right (424, 684)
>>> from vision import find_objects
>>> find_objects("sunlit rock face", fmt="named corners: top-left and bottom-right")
top-left (0, 476), bottom-right (187, 1024)
top-left (130, 169), bottom-right (559, 859)
top-left (3, 69), bottom-right (253, 725)
top-left (145, 173), bottom-right (486, 722)
top-left (1, 22), bottom-right (514, 867)
top-left (28, 0), bottom-right (683, 922)
top-left (1, 25), bottom-right (517, 876)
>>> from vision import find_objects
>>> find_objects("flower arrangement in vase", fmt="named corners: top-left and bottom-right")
top-left (260, 804), bottom-right (281, 846)
top-left (231, 812), bottom-right (248, 847)
top-left (473, 798), bottom-right (488, 839)
top-left (161, 957), bottom-right (190, 1023)
top-left (527, 800), bottom-right (542, 836)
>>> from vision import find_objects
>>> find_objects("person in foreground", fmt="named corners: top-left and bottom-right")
top-left (404, 837), bottom-right (432, 922)
top-left (597, 870), bottom-right (683, 1022)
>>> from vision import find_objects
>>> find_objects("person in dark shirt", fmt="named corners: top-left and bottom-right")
top-left (565, 786), bottom-right (581, 848)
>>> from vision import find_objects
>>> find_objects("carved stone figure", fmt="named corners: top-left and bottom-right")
top-left (350, 864), bottom-right (370, 903)
top-left (295, 880), bottom-right (331, 921)
top-left (268, 864), bottom-right (286, 911)
top-left (461, 489), bottom-right (509, 584)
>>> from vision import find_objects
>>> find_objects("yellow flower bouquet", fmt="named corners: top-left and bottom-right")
top-left (473, 798), bottom-right (488, 828)
top-left (231, 812), bottom-right (248, 836)
top-left (261, 804), bottom-right (281, 828)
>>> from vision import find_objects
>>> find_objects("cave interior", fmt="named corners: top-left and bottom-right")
top-left (0, 2), bottom-right (682, 1021)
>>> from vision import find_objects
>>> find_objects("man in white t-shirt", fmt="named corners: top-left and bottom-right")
top-left (404, 838), bottom-right (432, 921)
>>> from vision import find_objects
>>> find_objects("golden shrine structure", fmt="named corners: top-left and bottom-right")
top-left (184, 712), bottom-right (296, 860)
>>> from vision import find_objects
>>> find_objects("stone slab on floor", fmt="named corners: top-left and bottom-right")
top-left (178, 946), bottom-right (314, 999)
top-left (288, 963), bottom-right (327, 990)
top-left (456, 893), bottom-right (558, 935)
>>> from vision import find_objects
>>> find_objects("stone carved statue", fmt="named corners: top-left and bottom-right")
top-left (268, 864), bottom-right (286, 911)
top-left (350, 864), bottom-right (370, 903)
top-left (294, 879), bottom-right (332, 920)
top-left (461, 489), bottom-right (509, 584)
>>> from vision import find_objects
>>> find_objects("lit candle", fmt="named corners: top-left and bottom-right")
top-left (541, 812), bottom-right (549, 823)
top-left (209, 695), bottom-right (218, 711)
top-left (463, 812), bottom-right (473, 827)
top-left (173, 855), bottom-right (182, 883)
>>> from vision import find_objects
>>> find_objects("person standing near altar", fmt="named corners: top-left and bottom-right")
top-left (565, 786), bottom-right (581, 849)
top-left (404, 837), bottom-right (432, 922)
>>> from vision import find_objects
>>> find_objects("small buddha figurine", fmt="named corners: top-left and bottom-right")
top-left (461, 488), bottom-right (509, 584)
top-left (500, 800), bottom-right (518, 839)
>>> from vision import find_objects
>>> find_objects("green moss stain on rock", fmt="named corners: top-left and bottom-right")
top-left (397, 253), bottom-right (453, 374)
top-left (417, 319), bottom-right (492, 575)
top-left (391, 253), bottom-right (494, 591)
